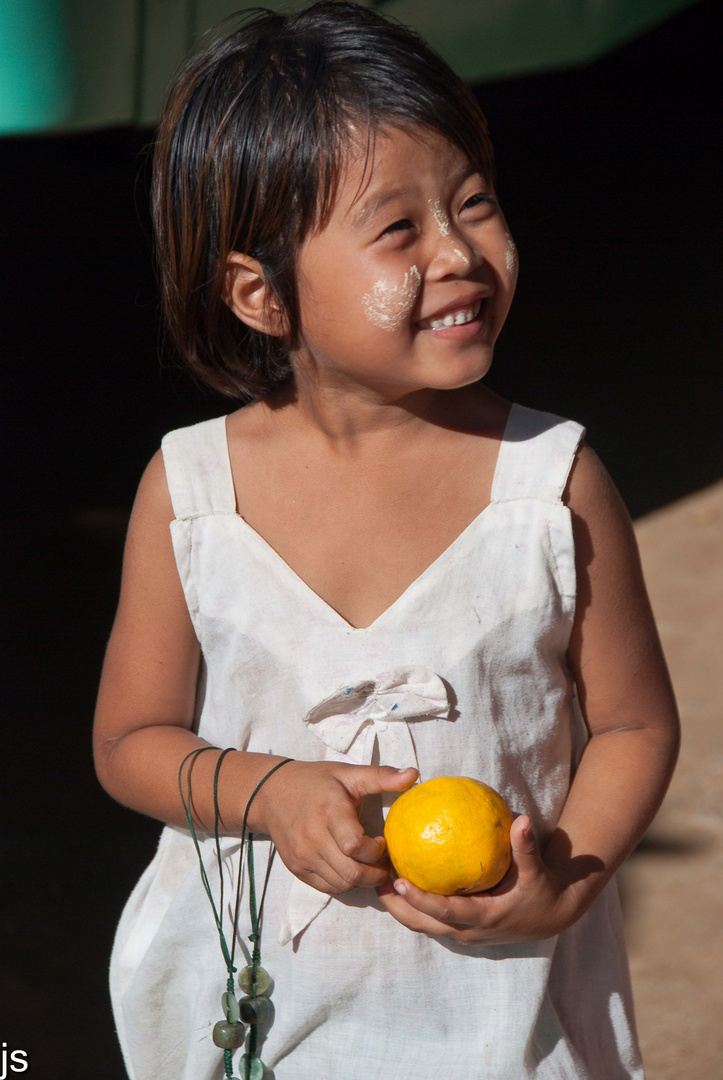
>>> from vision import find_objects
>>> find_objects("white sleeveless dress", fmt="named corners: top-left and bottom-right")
top-left (109, 404), bottom-right (644, 1080)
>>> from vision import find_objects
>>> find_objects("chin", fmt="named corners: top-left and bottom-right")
top-left (427, 351), bottom-right (494, 391)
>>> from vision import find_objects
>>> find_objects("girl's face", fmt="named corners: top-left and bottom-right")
top-left (289, 124), bottom-right (517, 398)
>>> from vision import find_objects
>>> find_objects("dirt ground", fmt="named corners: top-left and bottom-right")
top-left (621, 481), bottom-right (723, 1079)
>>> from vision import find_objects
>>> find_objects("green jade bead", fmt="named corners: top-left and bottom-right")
top-left (238, 965), bottom-right (271, 996)
top-left (222, 991), bottom-right (240, 1023)
top-left (240, 996), bottom-right (274, 1025)
top-left (212, 1020), bottom-right (246, 1049)
top-left (240, 1053), bottom-right (265, 1080)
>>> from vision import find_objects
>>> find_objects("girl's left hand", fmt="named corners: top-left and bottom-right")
top-left (376, 816), bottom-right (601, 944)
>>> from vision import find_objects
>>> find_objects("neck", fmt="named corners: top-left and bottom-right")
top-left (271, 370), bottom-right (443, 452)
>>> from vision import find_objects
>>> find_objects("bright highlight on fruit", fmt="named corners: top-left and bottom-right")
top-left (383, 776), bottom-right (513, 895)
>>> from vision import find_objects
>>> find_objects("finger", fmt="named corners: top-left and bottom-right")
top-left (317, 816), bottom-right (391, 889)
top-left (296, 867), bottom-right (348, 896)
top-left (390, 878), bottom-right (481, 927)
top-left (340, 765), bottom-right (419, 801)
top-left (509, 815), bottom-right (544, 878)
top-left (320, 843), bottom-right (391, 890)
top-left (376, 882), bottom-right (474, 939)
top-left (328, 813), bottom-right (386, 866)
top-left (281, 844), bottom-right (358, 895)
top-left (287, 845), bottom-right (389, 894)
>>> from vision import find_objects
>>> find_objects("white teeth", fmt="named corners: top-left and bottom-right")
top-left (422, 302), bottom-right (480, 330)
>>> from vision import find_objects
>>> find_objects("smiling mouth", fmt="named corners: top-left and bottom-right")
top-left (418, 299), bottom-right (483, 331)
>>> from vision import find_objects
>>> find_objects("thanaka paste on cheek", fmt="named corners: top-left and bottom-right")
top-left (505, 233), bottom-right (518, 278)
top-left (361, 265), bottom-right (422, 332)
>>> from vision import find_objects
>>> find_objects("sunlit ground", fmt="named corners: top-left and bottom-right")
top-left (623, 482), bottom-right (723, 1079)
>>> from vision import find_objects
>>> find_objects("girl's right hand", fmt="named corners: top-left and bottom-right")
top-left (252, 761), bottom-right (418, 895)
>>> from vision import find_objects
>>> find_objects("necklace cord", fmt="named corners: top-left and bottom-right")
top-left (240, 760), bottom-right (295, 986)
top-left (238, 757), bottom-right (294, 1077)
top-left (179, 749), bottom-right (295, 1079)
top-left (178, 746), bottom-right (235, 971)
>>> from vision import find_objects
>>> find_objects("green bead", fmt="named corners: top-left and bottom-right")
top-left (212, 1020), bottom-right (246, 1049)
top-left (222, 991), bottom-right (240, 1023)
top-left (240, 1053), bottom-right (264, 1080)
top-left (238, 965), bottom-right (271, 995)
top-left (240, 996), bottom-right (274, 1025)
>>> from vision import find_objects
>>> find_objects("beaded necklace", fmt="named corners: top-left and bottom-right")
top-left (179, 748), bottom-right (295, 1080)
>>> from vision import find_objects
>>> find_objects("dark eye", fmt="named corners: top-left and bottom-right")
top-left (462, 193), bottom-right (497, 211)
top-left (381, 218), bottom-right (414, 236)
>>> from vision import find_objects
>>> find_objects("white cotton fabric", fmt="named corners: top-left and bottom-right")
top-left (109, 403), bottom-right (644, 1080)
top-left (282, 666), bottom-right (454, 944)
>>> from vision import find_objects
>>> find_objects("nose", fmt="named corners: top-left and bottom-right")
top-left (426, 207), bottom-right (480, 276)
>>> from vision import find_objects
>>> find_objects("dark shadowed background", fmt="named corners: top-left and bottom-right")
top-left (1, 1), bottom-right (720, 1077)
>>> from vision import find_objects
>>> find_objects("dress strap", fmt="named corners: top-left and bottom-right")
top-left (161, 416), bottom-right (236, 520)
top-left (491, 404), bottom-right (586, 504)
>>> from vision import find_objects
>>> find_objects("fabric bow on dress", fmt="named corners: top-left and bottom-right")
top-left (279, 666), bottom-right (452, 946)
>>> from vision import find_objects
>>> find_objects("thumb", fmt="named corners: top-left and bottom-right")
top-left (344, 765), bottom-right (419, 798)
top-left (510, 815), bottom-right (543, 874)
top-left (375, 765), bottom-right (419, 793)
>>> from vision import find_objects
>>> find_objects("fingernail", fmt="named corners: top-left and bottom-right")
top-left (394, 880), bottom-right (407, 897)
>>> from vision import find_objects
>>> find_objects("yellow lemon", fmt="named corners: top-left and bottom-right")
top-left (384, 776), bottom-right (513, 895)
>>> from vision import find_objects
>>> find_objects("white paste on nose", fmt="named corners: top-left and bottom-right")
top-left (430, 200), bottom-right (471, 266)
top-left (429, 198), bottom-right (451, 238)
top-left (505, 233), bottom-right (518, 277)
top-left (361, 265), bottom-right (422, 332)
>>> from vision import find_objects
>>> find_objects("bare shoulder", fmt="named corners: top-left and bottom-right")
top-left (94, 446), bottom-right (200, 749)
top-left (132, 446), bottom-right (175, 520)
top-left (564, 441), bottom-right (627, 521)
top-left (112, 440), bottom-right (196, 628)
top-left (563, 441), bottom-right (641, 583)
top-left (112, 445), bottom-right (187, 634)
top-left (121, 447), bottom-right (177, 570)
top-left (564, 442), bottom-right (678, 735)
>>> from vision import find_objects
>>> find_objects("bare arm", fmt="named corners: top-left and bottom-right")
top-left (378, 445), bottom-right (680, 940)
top-left (93, 448), bottom-right (250, 831)
top-left (93, 450), bottom-right (416, 891)
top-left (543, 445), bottom-right (680, 892)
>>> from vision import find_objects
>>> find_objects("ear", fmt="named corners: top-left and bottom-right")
top-left (222, 252), bottom-right (285, 336)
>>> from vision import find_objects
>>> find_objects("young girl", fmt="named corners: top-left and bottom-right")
top-left (93, 4), bottom-right (679, 1078)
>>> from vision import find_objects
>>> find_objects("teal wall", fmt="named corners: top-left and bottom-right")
top-left (0, 0), bottom-right (73, 131)
top-left (0, 0), bottom-right (700, 134)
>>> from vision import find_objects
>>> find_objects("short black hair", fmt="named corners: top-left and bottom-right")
top-left (152, 1), bottom-right (495, 400)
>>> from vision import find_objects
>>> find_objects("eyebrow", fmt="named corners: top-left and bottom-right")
top-left (351, 163), bottom-right (482, 230)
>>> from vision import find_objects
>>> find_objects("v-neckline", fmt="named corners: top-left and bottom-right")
top-left (223, 408), bottom-right (514, 633)
top-left (232, 499), bottom-right (497, 633)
